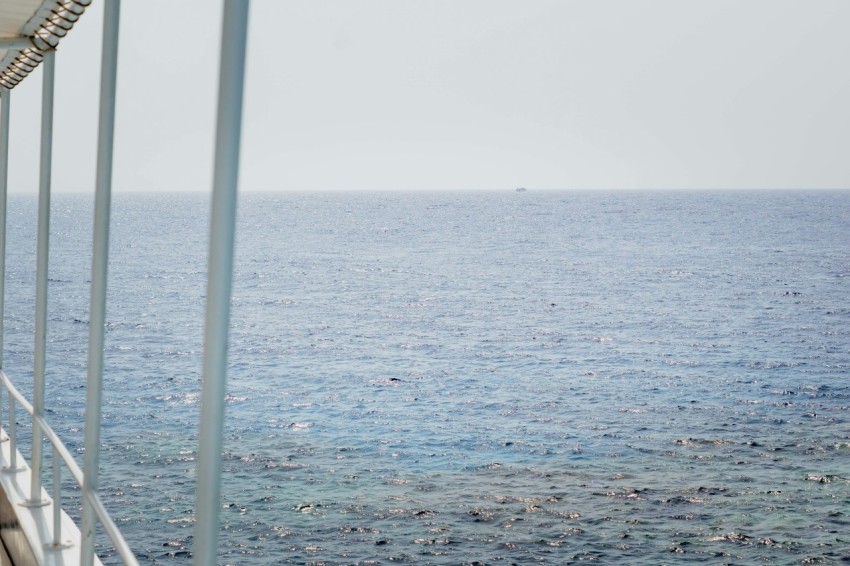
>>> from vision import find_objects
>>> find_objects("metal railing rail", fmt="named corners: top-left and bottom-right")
top-left (0, 370), bottom-right (137, 564)
top-left (0, 1), bottom-right (250, 564)
top-left (0, 1), bottom-right (138, 564)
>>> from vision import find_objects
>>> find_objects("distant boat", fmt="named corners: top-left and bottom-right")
top-left (515, 187), bottom-right (527, 192)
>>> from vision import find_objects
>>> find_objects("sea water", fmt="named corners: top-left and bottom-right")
top-left (1, 190), bottom-right (848, 564)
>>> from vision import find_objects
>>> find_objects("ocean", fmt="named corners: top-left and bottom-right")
top-left (2, 189), bottom-right (848, 564)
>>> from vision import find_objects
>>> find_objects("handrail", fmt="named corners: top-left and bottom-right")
top-left (0, 371), bottom-right (81, 485)
top-left (0, 370), bottom-right (139, 565)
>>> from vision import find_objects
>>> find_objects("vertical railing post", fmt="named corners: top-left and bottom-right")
top-left (0, 88), bottom-right (9, 374)
top-left (80, 2), bottom-right (121, 564)
top-left (5, 396), bottom-right (19, 471)
top-left (29, 47), bottom-right (56, 507)
top-left (52, 451), bottom-right (62, 546)
top-left (193, 1), bottom-right (249, 564)
top-left (0, 89), bottom-right (9, 445)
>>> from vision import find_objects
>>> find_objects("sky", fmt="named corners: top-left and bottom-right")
top-left (5, 0), bottom-right (850, 193)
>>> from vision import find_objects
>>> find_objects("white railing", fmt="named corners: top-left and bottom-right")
top-left (0, 1), bottom-right (250, 564)
top-left (0, 370), bottom-right (137, 564)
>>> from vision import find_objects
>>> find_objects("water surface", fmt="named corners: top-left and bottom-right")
top-left (3, 190), bottom-right (849, 563)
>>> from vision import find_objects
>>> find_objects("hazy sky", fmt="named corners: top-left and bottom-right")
top-left (5, 0), bottom-right (850, 193)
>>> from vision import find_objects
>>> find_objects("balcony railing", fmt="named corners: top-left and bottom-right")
top-left (0, 1), bottom-right (250, 564)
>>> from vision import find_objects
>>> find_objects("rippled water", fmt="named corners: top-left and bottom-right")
top-left (2, 190), bottom-right (849, 564)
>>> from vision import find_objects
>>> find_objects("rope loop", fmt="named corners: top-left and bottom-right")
top-left (0, 0), bottom-right (92, 90)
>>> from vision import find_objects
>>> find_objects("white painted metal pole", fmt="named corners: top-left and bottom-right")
top-left (52, 453), bottom-right (61, 546)
top-left (7, 396), bottom-right (17, 469)
top-left (0, 89), bottom-right (9, 373)
top-left (30, 48), bottom-right (55, 506)
top-left (193, 1), bottom-right (249, 564)
top-left (0, 90), bottom-right (8, 443)
top-left (81, 2), bottom-right (121, 563)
